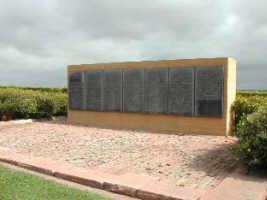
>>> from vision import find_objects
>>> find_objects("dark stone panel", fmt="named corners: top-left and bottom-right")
top-left (123, 68), bottom-right (144, 113)
top-left (69, 71), bottom-right (84, 110)
top-left (195, 66), bottom-right (224, 116)
top-left (168, 67), bottom-right (194, 115)
top-left (103, 69), bottom-right (122, 111)
top-left (144, 68), bottom-right (168, 114)
top-left (70, 72), bottom-right (82, 82)
top-left (85, 71), bottom-right (102, 111)
top-left (197, 100), bottom-right (223, 116)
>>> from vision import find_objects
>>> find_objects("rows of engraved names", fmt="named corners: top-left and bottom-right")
top-left (69, 66), bottom-right (224, 116)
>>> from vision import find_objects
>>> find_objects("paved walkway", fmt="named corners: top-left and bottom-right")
top-left (0, 119), bottom-right (266, 199)
top-left (0, 119), bottom-right (237, 192)
top-left (0, 149), bottom-right (266, 200)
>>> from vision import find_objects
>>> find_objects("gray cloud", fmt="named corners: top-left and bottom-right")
top-left (0, 0), bottom-right (266, 89)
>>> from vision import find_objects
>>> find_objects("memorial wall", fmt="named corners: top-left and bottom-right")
top-left (67, 57), bottom-right (236, 136)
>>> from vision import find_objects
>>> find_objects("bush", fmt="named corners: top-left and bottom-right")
top-left (233, 94), bottom-right (267, 136)
top-left (34, 95), bottom-right (55, 118)
top-left (52, 93), bottom-right (68, 116)
top-left (0, 87), bottom-right (68, 121)
top-left (233, 92), bottom-right (267, 169)
top-left (0, 100), bottom-right (17, 120)
top-left (0, 91), bottom-right (37, 120)
top-left (236, 105), bottom-right (267, 169)
top-left (16, 96), bottom-right (38, 118)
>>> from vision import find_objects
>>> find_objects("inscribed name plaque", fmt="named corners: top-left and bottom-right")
top-left (69, 71), bottom-right (84, 110)
top-left (86, 71), bottom-right (102, 111)
top-left (195, 66), bottom-right (224, 116)
top-left (103, 69), bottom-right (122, 111)
top-left (123, 68), bottom-right (144, 112)
top-left (168, 67), bottom-right (194, 115)
top-left (144, 68), bottom-right (168, 114)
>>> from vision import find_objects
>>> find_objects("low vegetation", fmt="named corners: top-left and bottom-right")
top-left (0, 86), bottom-right (67, 93)
top-left (234, 91), bottom-right (267, 169)
top-left (233, 92), bottom-right (267, 136)
top-left (0, 165), bottom-right (108, 200)
top-left (0, 87), bottom-right (67, 120)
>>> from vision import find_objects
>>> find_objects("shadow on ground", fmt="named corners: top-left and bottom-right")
top-left (188, 140), bottom-right (267, 188)
top-left (187, 141), bottom-right (238, 176)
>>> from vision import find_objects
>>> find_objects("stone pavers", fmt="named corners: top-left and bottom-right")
top-left (0, 120), bottom-right (267, 200)
top-left (1, 118), bottom-right (266, 199)
top-left (0, 118), bottom-right (237, 192)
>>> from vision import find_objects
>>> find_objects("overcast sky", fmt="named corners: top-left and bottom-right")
top-left (0, 0), bottom-right (266, 89)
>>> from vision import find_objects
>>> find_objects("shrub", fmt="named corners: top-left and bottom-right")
top-left (0, 87), bottom-right (68, 121)
top-left (52, 93), bottom-right (68, 116)
top-left (232, 94), bottom-right (267, 136)
top-left (236, 105), bottom-right (267, 169)
top-left (34, 94), bottom-right (56, 118)
top-left (16, 96), bottom-right (38, 118)
top-left (0, 100), bottom-right (17, 120)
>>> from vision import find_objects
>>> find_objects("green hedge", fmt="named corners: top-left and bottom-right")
top-left (234, 92), bottom-right (267, 169)
top-left (0, 88), bottom-right (67, 120)
top-left (233, 94), bottom-right (267, 136)
top-left (236, 105), bottom-right (267, 169)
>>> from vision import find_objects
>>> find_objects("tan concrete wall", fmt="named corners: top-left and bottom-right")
top-left (67, 57), bottom-right (237, 136)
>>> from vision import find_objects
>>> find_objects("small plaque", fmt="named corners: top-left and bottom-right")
top-left (144, 68), bottom-right (168, 114)
top-left (103, 69), bottom-right (122, 111)
top-left (195, 66), bottom-right (224, 116)
top-left (168, 67), bottom-right (194, 115)
top-left (123, 68), bottom-right (144, 112)
top-left (69, 71), bottom-right (84, 110)
top-left (85, 71), bottom-right (102, 111)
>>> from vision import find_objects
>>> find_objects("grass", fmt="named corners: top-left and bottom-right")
top-left (0, 165), bottom-right (109, 200)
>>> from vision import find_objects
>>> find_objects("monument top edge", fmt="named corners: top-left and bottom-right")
top-left (68, 57), bottom-right (236, 71)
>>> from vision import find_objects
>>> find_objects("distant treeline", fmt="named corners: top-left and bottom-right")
top-left (0, 86), bottom-right (67, 93)
top-left (237, 90), bottom-right (267, 97)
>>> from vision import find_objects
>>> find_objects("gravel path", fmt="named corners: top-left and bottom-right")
top-left (0, 119), bottom-right (238, 190)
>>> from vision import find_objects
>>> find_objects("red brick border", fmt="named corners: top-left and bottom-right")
top-left (0, 150), bottom-right (199, 200)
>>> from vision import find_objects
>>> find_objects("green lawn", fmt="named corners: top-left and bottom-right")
top-left (0, 165), bottom-right (109, 200)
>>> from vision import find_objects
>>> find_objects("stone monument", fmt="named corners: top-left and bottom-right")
top-left (67, 57), bottom-right (236, 136)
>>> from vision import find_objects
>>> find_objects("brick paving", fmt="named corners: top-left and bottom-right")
top-left (0, 118), bottom-right (238, 191)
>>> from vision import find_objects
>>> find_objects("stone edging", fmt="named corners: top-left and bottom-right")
top-left (0, 150), bottom-right (199, 200)
top-left (0, 150), bottom-right (266, 200)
